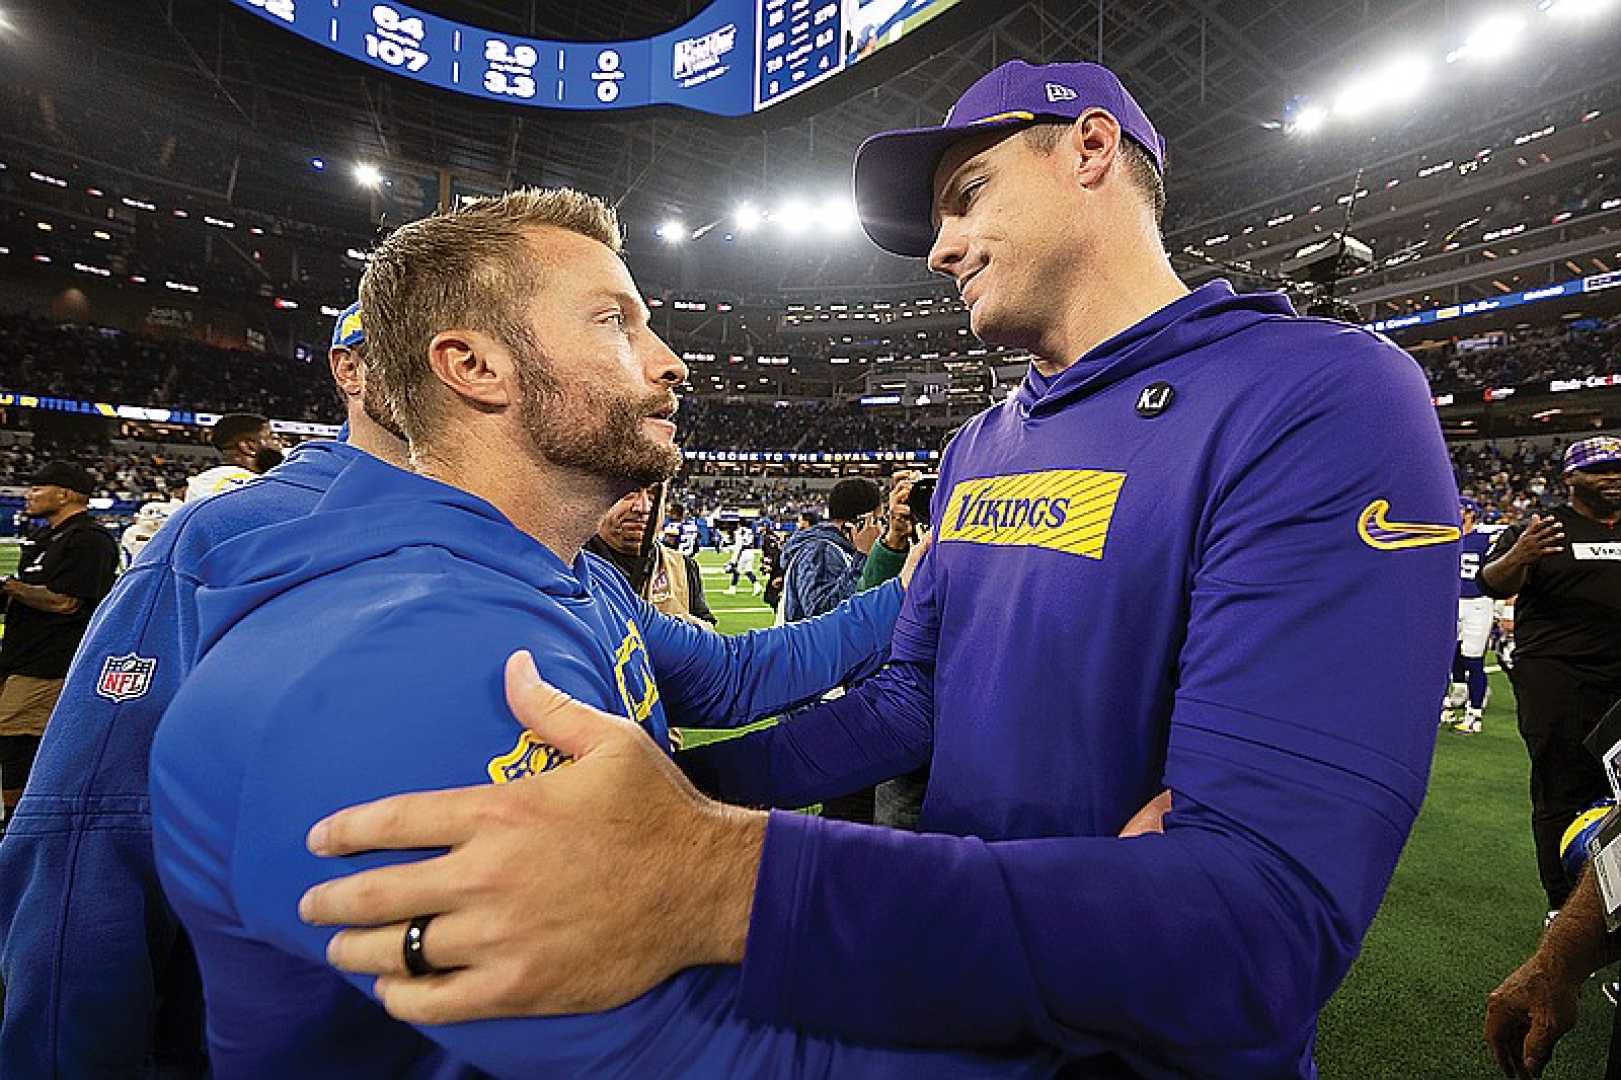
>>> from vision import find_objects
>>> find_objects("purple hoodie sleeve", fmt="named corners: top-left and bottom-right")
top-left (734, 349), bottom-right (1457, 1068)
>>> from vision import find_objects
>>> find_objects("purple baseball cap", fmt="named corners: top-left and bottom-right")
top-left (1563, 435), bottom-right (1621, 474)
top-left (853, 59), bottom-right (1167, 258)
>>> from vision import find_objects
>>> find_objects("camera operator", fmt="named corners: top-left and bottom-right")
top-left (1479, 436), bottom-right (1621, 915)
top-left (857, 470), bottom-right (922, 591)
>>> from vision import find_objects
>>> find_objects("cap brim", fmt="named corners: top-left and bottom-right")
top-left (854, 117), bottom-right (1034, 258)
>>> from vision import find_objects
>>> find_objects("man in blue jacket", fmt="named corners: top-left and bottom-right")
top-left (780, 477), bottom-right (883, 623)
top-left (147, 188), bottom-right (1035, 1077)
top-left (299, 61), bottom-right (1461, 1078)
top-left (0, 302), bottom-right (404, 1078)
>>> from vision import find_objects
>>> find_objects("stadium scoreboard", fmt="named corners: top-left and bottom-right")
top-left (233, 0), bottom-right (964, 116)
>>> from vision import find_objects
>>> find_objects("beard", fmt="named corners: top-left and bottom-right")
top-left (1573, 475), bottom-right (1621, 516)
top-left (514, 350), bottom-right (681, 488)
top-left (253, 446), bottom-right (286, 473)
top-left (360, 378), bottom-right (407, 441)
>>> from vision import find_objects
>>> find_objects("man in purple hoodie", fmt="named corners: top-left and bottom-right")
top-left (298, 61), bottom-right (1460, 1077)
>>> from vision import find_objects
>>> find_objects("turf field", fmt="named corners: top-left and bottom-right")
top-left (693, 548), bottom-right (1613, 1077)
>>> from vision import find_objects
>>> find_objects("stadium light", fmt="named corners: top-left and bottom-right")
top-left (820, 197), bottom-right (858, 231)
top-left (775, 199), bottom-right (810, 235)
top-left (1290, 104), bottom-right (1327, 135)
top-left (1451, 14), bottom-right (1526, 62)
top-left (352, 163), bottom-right (384, 188)
top-left (310, 157), bottom-right (326, 171)
top-left (1376, 55), bottom-right (1430, 104)
top-left (734, 203), bottom-right (763, 232)
top-left (1332, 82), bottom-right (1373, 119)
top-left (656, 219), bottom-right (688, 243)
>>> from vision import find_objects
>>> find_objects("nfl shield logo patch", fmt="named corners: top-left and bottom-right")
top-left (96, 654), bottom-right (157, 702)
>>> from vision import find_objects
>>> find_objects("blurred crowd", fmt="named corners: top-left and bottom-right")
top-left (2, 310), bottom-right (1618, 504)
top-left (1451, 439), bottom-right (1572, 523)
top-left (0, 442), bottom-right (196, 503)
top-left (1424, 317), bottom-right (1621, 390)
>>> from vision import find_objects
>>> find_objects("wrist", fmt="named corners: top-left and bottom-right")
top-left (687, 802), bottom-right (768, 966)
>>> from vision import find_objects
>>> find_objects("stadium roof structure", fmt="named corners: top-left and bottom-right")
top-left (5, 0), bottom-right (1475, 227)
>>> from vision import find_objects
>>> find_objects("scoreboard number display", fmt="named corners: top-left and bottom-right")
top-left (229, 0), bottom-right (965, 117)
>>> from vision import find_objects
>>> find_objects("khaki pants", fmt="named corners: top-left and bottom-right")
top-left (0, 675), bottom-right (62, 806)
top-left (0, 674), bottom-right (65, 739)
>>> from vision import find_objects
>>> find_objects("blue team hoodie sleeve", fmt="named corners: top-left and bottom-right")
top-left (0, 561), bottom-right (201, 1077)
top-left (0, 441), bottom-right (354, 1078)
top-left (676, 551), bottom-right (941, 804)
top-left (150, 456), bottom-right (1061, 1080)
top-left (733, 340), bottom-right (1458, 1073)
top-left (639, 578), bottom-right (903, 730)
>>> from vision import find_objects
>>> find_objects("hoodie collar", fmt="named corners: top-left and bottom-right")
top-left (1014, 280), bottom-right (1295, 419)
top-left (197, 452), bottom-right (594, 604)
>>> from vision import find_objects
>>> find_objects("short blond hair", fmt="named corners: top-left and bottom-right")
top-left (359, 187), bottom-right (622, 443)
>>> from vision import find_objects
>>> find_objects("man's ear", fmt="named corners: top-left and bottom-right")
top-left (426, 329), bottom-right (514, 410)
top-left (329, 348), bottom-right (363, 399)
top-left (1069, 108), bottom-right (1122, 190)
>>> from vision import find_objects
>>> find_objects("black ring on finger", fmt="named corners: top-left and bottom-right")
top-left (403, 914), bottom-right (439, 977)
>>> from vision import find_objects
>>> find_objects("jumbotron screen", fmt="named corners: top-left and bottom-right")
top-left (231, 0), bottom-right (966, 116)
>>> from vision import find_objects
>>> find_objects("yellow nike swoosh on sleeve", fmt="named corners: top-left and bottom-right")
top-left (1357, 499), bottom-right (1462, 551)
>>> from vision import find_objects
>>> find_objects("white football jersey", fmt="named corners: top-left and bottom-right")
top-left (185, 465), bottom-right (256, 504)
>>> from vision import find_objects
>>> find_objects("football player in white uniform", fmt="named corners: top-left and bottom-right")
top-left (724, 524), bottom-right (762, 595)
top-left (184, 414), bottom-right (283, 503)
top-left (118, 500), bottom-right (180, 569)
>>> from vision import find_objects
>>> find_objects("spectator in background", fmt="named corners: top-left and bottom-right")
top-left (0, 299), bottom-right (405, 1079)
top-left (586, 484), bottom-right (716, 628)
top-left (859, 470), bottom-right (920, 592)
top-left (780, 478), bottom-right (882, 624)
top-left (185, 413), bottom-right (283, 503)
top-left (0, 463), bottom-right (120, 818)
top-left (1479, 435), bottom-right (1621, 914)
top-left (859, 470), bottom-right (931, 829)
top-left (780, 476), bottom-right (884, 823)
top-left (1485, 860), bottom-right (1618, 1077)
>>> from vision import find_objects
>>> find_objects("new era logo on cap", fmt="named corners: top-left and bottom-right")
top-left (1045, 82), bottom-right (1078, 103)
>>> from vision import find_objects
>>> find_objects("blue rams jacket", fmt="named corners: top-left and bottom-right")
top-left (681, 282), bottom-right (1461, 1077)
top-left (0, 438), bottom-right (359, 1078)
top-left (149, 452), bottom-right (1055, 1078)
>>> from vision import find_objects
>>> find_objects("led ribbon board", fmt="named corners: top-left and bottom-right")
top-left (231, 0), bottom-right (964, 117)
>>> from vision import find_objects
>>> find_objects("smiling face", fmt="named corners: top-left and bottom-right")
top-left (926, 127), bottom-right (1084, 355)
top-left (1569, 461), bottom-right (1621, 516)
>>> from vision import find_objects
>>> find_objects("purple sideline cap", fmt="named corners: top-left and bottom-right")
top-left (853, 59), bottom-right (1167, 258)
top-left (1563, 435), bottom-right (1621, 474)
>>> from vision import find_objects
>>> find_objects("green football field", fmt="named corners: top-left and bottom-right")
top-left (690, 550), bottom-right (1613, 1077)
